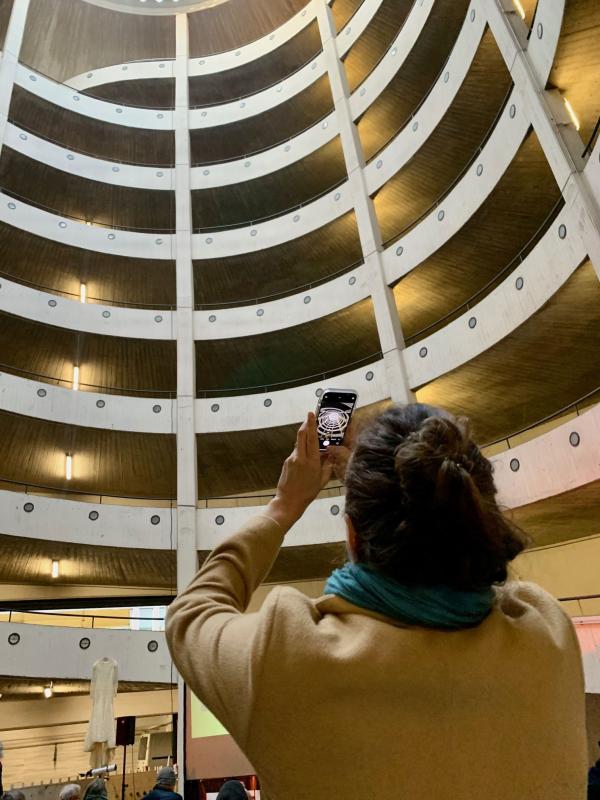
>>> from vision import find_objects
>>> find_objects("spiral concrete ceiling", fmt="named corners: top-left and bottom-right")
top-left (0, 0), bottom-right (594, 604)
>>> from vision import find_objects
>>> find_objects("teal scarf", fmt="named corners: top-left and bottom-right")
top-left (324, 562), bottom-right (495, 630)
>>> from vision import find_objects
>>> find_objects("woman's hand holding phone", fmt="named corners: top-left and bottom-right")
top-left (266, 412), bottom-right (333, 532)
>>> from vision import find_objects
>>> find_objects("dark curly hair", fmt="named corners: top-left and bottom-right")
top-left (344, 403), bottom-right (527, 590)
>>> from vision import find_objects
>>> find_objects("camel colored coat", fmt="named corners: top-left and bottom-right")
top-left (166, 515), bottom-right (587, 800)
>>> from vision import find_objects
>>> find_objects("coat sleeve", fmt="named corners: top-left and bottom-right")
top-left (165, 514), bottom-right (286, 748)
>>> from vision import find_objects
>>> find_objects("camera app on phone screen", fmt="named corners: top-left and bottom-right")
top-left (317, 391), bottom-right (356, 449)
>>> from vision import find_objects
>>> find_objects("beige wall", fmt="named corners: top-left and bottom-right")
top-left (513, 535), bottom-right (600, 616)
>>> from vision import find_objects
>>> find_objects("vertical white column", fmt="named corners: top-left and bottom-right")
top-left (479, 0), bottom-right (600, 278)
top-left (0, 0), bottom-right (30, 153)
top-left (316, 1), bottom-right (413, 404)
top-left (174, 12), bottom-right (197, 779)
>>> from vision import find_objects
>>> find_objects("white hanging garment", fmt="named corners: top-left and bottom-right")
top-left (84, 657), bottom-right (118, 753)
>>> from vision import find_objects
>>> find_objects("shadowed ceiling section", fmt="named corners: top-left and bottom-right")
top-left (373, 28), bottom-right (512, 245)
top-left (83, 78), bottom-right (175, 110)
top-left (0, 533), bottom-right (343, 587)
top-left (394, 130), bottom-right (562, 340)
top-left (0, 0), bottom-right (12, 51)
top-left (20, 0), bottom-right (175, 81)
top-left (331, 0), bottom-right (364, 33)
top-left (0, 412), bottom-right (176, 497)
top-left (0, 312), bottom-right (176, 395)
top-left (9, 86), bottom-right (175, 165)
top-left (189, 74), bottom-right (333, 163)
top-left (193, 211), bottom-right (362, 305)
top-left (342, 0), bottom-right (414, 92)
top-left (357, 0), bottom-right (471, 161)
top-left (189, 20), bottom-right (322, 106)
top-left (511, 480), bottom-right (600, 548)
top-left (191, 137), bottom-right (347, 229)
top-left (0, 534), bottom-right (173, 588)
top-left (0, 148), bottom-right (175, 232)
top-left (195, 299), bottom-right (379, 394)
top-left (0, 223), bottom-right (176, 308)
top-left (188, 0), bottom-right (307, 57)
top-left (416, 260), bottom-right (600, 444)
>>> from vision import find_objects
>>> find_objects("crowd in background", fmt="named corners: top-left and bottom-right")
top-left (0, 768), bottom-right (251, 800)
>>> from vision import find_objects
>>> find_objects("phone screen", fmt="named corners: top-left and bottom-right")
top-left (316, 388), bottom-right (358, 451)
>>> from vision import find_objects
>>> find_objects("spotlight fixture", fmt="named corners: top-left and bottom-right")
top-left (51, 559), bottom-right (60, 579)
top-left (512, 0), bottom-right (525, 19)
top-left (43, 683), bottom-right (53, 699)
top-left (65, 454), bottom-right (73, 481)
top-left (563, 97), bottom-right (580, 131)
top-left (80, 283), bottom-right (87, 303)
top-left (72, 365), bottom-right (79, 391)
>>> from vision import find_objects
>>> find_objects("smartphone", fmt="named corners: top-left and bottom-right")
top-left (315, 388), bottom-right (358, 451)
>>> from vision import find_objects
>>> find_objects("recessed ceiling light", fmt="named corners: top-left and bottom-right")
top-left (563, 96), bottom-right (580, 131)
top-left (65, 454), bottom-right (73, 481)
top-left (512, 0), bottom-right (525, 18)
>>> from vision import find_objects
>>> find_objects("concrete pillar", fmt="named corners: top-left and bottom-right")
top-left (479, 0), bottom-right (600, 279)
top-left (0, 0), bottom-right (30, 152)
top-left (174, 12), bottom-right (198, 780)
top-left (316, 1), bottom-right (413, 403)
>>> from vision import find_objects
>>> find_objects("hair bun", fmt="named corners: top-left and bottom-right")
top-left (345, 403), bottom-right (528, 590)
top-left (394, 414), bottom-right (475, 491)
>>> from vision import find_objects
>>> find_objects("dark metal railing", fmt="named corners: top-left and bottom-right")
top-left (196, 350), bottom-right (382, 397)
top-left (189, 49), bottom-right (323, 110)
top-left (192, 175), bottom-right (347, 233)
top-left (0, 187), bottom-right (176, 234)
top-left (404, 196), bottom-right (565, 345)
top-left (482, 386), bottom-right (600, 450)
top-left (582, 115), bottom-right (600, 159)
top-left (0, 362), bottom-right (176, 398)
top-left (6, 116), bottom-right (175, 168)
top-left (0, 269), bottom-right (176, 310)
top-left (195, 257), bottom-right (364, 310)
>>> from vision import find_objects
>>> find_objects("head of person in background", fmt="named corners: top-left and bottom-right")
top-left (143, 767), bottom-right (182, 800)
top-left (82, 779), bottom-right (107, 800)
top-left (2, 791), bottom-right (26, 800)
top-left (588, 740), bottom-right (600, 800)
top-left (215, 781), bottom-right (249, 800)
top-left (58, 785), bottom-right (81, 800)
